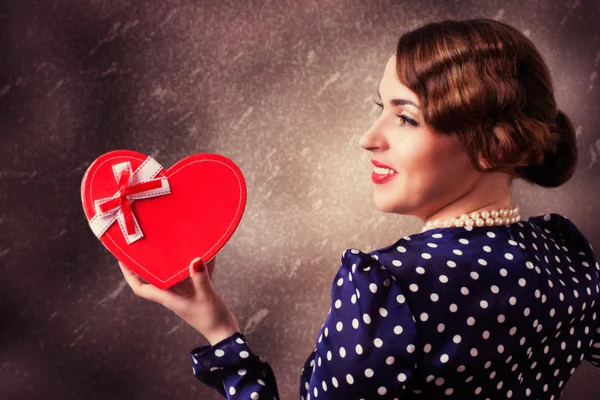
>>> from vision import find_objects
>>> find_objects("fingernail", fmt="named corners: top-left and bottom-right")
top-left (194, 258), bottom-right (205, 272)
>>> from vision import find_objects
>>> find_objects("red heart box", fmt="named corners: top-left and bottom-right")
top-left (80, 150), bottom-right (247, 290)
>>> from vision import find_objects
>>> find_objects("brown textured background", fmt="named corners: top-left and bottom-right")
top-left (1, 0), bottom-right (599, 399)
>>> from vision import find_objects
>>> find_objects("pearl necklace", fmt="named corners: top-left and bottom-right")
top-left (421, 205), bottom-right (521, 233)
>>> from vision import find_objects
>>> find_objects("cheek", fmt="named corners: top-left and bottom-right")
top-left (396, 143), bottom-right (466, 190)
top-left (394, 144), bottom-right (433, 179)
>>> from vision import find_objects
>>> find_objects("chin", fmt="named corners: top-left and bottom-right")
top-left (373, 192), bottom-right (401, 214)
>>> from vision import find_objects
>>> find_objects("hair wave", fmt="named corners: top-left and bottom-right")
top-left (395, 18), bottom-right (578, 188)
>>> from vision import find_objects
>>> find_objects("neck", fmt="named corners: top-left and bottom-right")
top-left (419, 173), bottom-right (513, 228)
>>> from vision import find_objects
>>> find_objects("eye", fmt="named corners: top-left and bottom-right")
top-left (398, 114), bottom-right (419, 127)
top-left (372, 98), bottom-right (420, 127)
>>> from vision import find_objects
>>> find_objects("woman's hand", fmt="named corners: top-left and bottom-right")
top-left (118, 255), bottom-right (241, 346)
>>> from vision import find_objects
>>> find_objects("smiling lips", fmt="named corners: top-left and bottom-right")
top-left (371, 159), bottom-right (398, 184)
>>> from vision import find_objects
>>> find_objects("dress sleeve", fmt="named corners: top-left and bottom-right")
top-left (588, 325), bottom-right (600, 368)
top-left (190, 331), bottom-right (281, 399)
top-left (557, 215), bottom-right (600, 368)
top-left (305, 248), bottom-right (420, 399)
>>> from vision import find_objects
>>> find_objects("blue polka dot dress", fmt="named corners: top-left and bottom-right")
top-left (190, 213), bottom-right (600, 399)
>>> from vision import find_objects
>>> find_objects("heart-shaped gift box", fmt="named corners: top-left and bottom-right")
top-left (80, 150), bottom-right (247, 289)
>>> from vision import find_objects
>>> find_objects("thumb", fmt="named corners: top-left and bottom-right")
top-left (189, 257), bottom-right (213, 290)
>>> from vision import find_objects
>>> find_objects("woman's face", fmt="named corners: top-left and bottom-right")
top-left (359, 53), bottom-right (488, 223)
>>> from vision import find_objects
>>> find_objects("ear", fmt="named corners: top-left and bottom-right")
top-left (477, 152), bottom-right (491, 170)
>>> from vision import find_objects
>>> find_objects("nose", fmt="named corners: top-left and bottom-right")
top-left (359, 119), bottom-right (386, 152)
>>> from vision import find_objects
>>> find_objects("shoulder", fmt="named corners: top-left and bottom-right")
top-left (525, 213), bottom-right (597, 266)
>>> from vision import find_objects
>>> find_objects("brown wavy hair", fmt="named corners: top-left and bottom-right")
top-left (395, 18), bottom-right (578, 188)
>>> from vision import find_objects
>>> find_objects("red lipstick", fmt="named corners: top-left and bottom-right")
top-left (371, 159), bottom-right (398, 184)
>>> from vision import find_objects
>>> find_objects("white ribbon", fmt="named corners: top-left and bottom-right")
top-left (88, 156), bottom-right (171, 244)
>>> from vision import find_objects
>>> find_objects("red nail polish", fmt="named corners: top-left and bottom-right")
top-left (194, 259), bottom-right (205, 272)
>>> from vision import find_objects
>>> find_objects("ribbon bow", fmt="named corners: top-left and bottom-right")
top-left (88, 156), bottom-right (170, 244)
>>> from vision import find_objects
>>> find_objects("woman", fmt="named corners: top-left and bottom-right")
top-left (119, 18), bottom-right (599, 399)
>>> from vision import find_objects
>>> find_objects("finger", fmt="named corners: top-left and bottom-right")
top-left (189, 257), bottom-right (213, 298)
top-left (189, 257), bottom-right (205, 285)
top-left (118, 262), bottom-right (167, 304)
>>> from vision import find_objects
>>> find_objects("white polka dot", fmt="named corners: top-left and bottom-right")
top-left (397, 373), bottom-right (407, 382)
top-left (480, 300), bottom-right (488, 309)
top-left (409, 284), bottom-right (419, 292)
top-left (416, 267), bottom-right (425, 274)
top-left (365, 368), bottom-right (374, 378)
top-left (215, 349), bottom-right (225, 357)
top-left (526, 261), bottom-right (534, 269)
top-left (422, 253), bottom-right (432, 259)
top-left (240, 351), bottom-right (249, 358)
top-left (519, 278), bottom-right (527, 287)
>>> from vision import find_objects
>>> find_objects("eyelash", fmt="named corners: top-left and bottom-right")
top-left (372, 99), bottom-right (420, 127)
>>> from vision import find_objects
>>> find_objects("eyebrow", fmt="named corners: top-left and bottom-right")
top-left (377, 88), bottom-right (420, 110)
